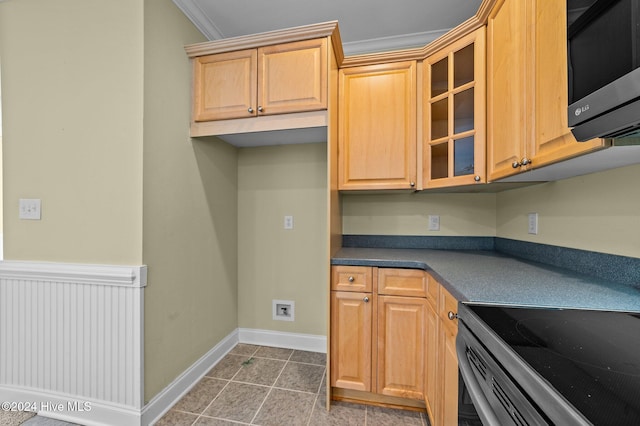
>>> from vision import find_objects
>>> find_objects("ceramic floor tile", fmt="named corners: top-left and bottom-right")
top-left (229, 343), bottom-right (260, 356)
top-left (172, 377), bottom-right (228, 414)
top-left (203, 381), bottom-right (269, 423)
top-left (20, 417), bottom-right (77, 426)
top-left (366, 405), bottom-right (425, 426)
top-left (290, 349), bottom-right (327, 366)
top-left (193, 415), bottom-right (245, 425)
top-left (252, 388), bottom-right (316, 426)
top-left (275, 361), bottom-right (325, 393)
top-left (205, 353), bottom-right (247, 380)
top-left (308, 394), bottom-right (366, 426)
top-left (155, 409), bottom-right (199, 426)
top-left (254, 346), bottom-right (293, 360)
top-left (231, 357), bottom-right (286, 386)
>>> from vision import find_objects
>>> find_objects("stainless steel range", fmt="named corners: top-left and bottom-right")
top-left (457, 303), bottom-right (640, 425)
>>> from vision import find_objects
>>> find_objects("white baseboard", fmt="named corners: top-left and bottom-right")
top-left (0, 387), bottom-right (142, 426)
top-left (238, 328), bottom-right (327, 353)
top-left (141, 329), bottom-right (239, 425)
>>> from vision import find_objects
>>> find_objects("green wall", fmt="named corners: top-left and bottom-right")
top-left (0, 0), bottom-right (240, 403)
top-left (0, 0), bottom-right (144, 264)
top-left (341, 164), bottom-right (640, 258)
top-left (238, 143), bottom-right (327, 336)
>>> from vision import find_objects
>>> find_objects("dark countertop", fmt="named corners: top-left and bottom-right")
top-left (332, 247), bottom-right (640, 312)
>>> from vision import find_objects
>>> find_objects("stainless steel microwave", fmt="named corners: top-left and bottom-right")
top-left (567, 0), bottom-right (640, 141)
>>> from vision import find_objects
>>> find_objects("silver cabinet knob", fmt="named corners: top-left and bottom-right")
top-left (410, 181), bottom-right (416, 187)
top-left (258, 106), bottom-right (264, 113)
top-left (448, 311), bottom-right (458, 320)
top-left (363, 296), bottom-right (370, 303)
top-left (348, 276), bottom-right (355, 283)
top-left (474, 175), bottom-right (481, 182)
top-left (521, 157), bottom-right (532, 166)
top-left (248, 107), bottom-right (254, 114)
top-left (512, 161), bottom-right (521, 169)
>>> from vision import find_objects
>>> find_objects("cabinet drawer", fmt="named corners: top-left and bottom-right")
top-left (378, 268), bottom-right (428, 297)
top-left (332, 266), bottom-right (372, 292)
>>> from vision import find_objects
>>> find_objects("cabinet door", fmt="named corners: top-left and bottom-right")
top-left (424, 301), bottom-right (439, 425)
top-left (486, 0), bottom-right (529, 181)
top-left (439, 319), bottom-right (458, 426)
top-left (330, 291), bottom-right (372, 391)
top-left (530, 0), bottom-right (604, 167)
top-left (193, 49), bottom-right (257, 121)
top-left (339, 61), bottom-right (417, 190)
top-left (377, 295), bottom-right (426, 400)
top-left (423, 27), bottom-right (486, 189)
top-left (258, 38), bottom-right (328, 116)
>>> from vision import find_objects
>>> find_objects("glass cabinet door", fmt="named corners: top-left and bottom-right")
top-left (423, 27), bottom-right (486, 188)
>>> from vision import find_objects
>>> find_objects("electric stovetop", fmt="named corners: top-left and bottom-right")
top-left (468, 305), bottom-right (640, 425)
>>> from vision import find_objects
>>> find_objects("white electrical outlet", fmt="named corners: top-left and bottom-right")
top-left (19, 198), bottom-right (41, 220)
top-left (528, 213), bottom-right (539, 235)
top-left (284, 215), bottom-right (294, 230)
top-left (273, 299), bottom-right (295, 321)
top-left (428, 215), bottom-right (440, 231)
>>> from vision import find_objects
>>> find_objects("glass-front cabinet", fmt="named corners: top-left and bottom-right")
top-left (423, 27), bottom-right (486, 188)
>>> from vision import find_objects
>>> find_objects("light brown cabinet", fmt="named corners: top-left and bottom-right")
top-left (486, 0), bottom-right (604, 181)
top-left (193, 38), bottom-right (328, 122)
top-left (338, 61), bottom-right (417, 190)
top-left (330, 290), bottom-right (372, 391)
top-left (330, 266), bottom-right (427, 402)
top-left (423, 273), bottom-right (459, 426)
top-left (423, 27), bottom-right (486, 189)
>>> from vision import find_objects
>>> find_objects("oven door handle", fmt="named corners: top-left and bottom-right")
top-left (457, 326), bottom-right (502, 426)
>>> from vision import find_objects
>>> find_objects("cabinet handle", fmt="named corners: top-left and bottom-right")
top-left (248, 107), bottom-right (254, 114)
top-left (447, 311), bottom-right (458, 320)
top-left (348, 276), bottom-right (355, 283)
top-left (521, 157), bottom-right (532, 166)
top-left (258, 106), bottom-right (264, 113)
top-left (474, 175), bottom-right (481, 182)
top-left (363, 296), bottom-right (370, 303)
top-left (512, 161), bottom-right (521, 169)
top-left (410, 181), bottom-right (416, 187)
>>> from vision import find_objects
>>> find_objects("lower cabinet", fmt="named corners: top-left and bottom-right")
top-left (330, 265), bottom-right (459, 423)
top-left (377, 295), bottom-right (427, 399)
top-left (425, 274), bottom-right (459, 426)
top-left (330, 290), bottom-right (372, 391)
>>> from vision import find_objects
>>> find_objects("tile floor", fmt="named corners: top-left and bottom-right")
top-left (156, 343), bottom-right (430, 425)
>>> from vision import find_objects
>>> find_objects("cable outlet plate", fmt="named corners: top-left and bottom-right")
top-left (272, 299), bottom-right (295, 321)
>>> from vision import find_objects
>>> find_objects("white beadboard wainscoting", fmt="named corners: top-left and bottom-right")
top-left (0, 261), bottom-right (147, 426)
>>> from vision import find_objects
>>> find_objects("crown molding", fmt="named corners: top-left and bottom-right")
top-left (172, 0), bottom-right (224, 39)
top-left (342, 29), bottom-right (449, 56)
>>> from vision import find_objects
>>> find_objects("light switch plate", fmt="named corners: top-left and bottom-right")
top-left (19, 199), bottom-right (41, 220)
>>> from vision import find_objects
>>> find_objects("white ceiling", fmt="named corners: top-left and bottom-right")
top-left (172, 0), bottom-right (484, 55)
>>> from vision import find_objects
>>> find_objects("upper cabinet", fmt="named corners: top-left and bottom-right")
top-left (486, 0), bottom-right (604, 181)
top-left (338, 61), bottom-right (417, 190)
top-left (185, 21), bottom-right (342, 141)
top-left (423, 27), bottom-right (486, 189)
top-left (193, 39), bottom-right (328, 121)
